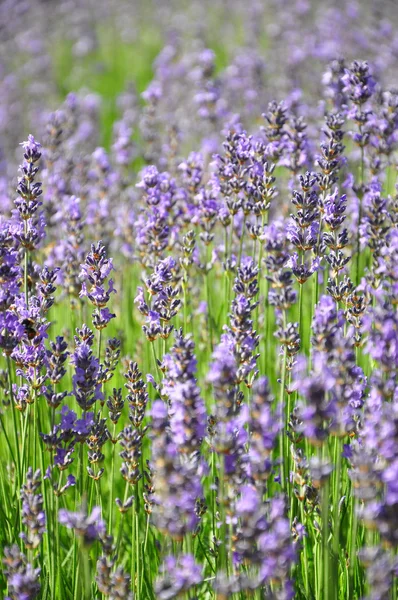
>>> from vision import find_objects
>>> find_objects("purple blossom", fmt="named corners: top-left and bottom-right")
top-left (58, 506), bottom-right (106, 545)
top-left (70, 332), bottom-right (103, 410)
top-left (155, 554), bottom-right (203, 599)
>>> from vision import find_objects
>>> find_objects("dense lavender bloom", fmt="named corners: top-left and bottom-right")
top-left (317, 112), bottom-right (345, 193)
top-left (155, 554), bottom-right (203, 600)
top-left (318, 114), bottom-right (349, 290)
top-left (12, 136), bottom-right (45, 253)
top-left (59, 405), bottom-right (95, 441)
top-left (266, 220), bottom-right (298, 314)
top-left (0, 138), bottom-right (48, 367)
top-left (84, 147), bottom-right (119, 243)
top-left (178, 152), bottom-right (204, 197)
top-left (54, 195), bottom-right (86, 301)
top-left (36, 266), bottom-right (58, 315)
top-left (80, 241), bottom-right (116, 330)
top-left (140, 81), bottom-right (162, 165)
top-left (124, 360), bottom-right (148, 428)
top-left (207, 332), bottom-right (250, 525)
top-left (359, 547), bottom-right (398, 600)
top-left (363, 295), bottom-right (398, 400)
top-left (323, 191), bottom-right (348, 236)
top-left (282, 113), bottom-right (311, 178)
top-left (297, 373), bottom-right (336, 446)
top-left (341, 60), bottom-right (376, 203)
top-left (215, 492), bottom-right (296, 597)
top-left (0, 222), bottom-right (21, 312)
top-left (9, 297), bottom-right (50, 408)
top-left (45, 335), bottom-right (69, 408)
top-left (359, 184), bottom-right (390, 254)
top-left (207, 336), bottom-right (239, 421)
top-left (252, 494), bottom-right (297, 586)
top-left (135, 167), bottom-right (182, 266)
top-left (3, 545), bottom-right (41, 600)
top-left (342, 61), bottom-right (376, 111)
top-left (106, 388), bottom-right (124, 425)
top-left (162, 330), bottom-right (206, 454)
top-left (323, 59), bottom-right (347, 109)
top-left (248, 377), bottom-right (280, 486)
top-left (262, 101), bottom-right (288, 162)
top-left (287, 172), bottom-right (320, 285)
top-left (350, 376), bottom-right (398, 547)
top-left (149, 400), bottom-right (204, 539)
top-left (96, 556), bottom-right (133, 600)
top-left (2, 8), bottom-right (398, 599)
top-left (14, 136), bottom-right (42, 218)
top-left (86, 412), bottom-right (110, 472)
top-left (286, 252), bottom-right (320, 285)
top-left (0, 307), bottom-right (24, 357)
top-left (213, 130), bottom-right (251, 237)
top-left (99, 337), bottom-right (121, 386)
top-left (119, 424), bottom-right (145, 486)
top-left (298, 296), bottom-right (365, 440)
top-left (112, 119), bottom-right (135, 167)
top-left (368, 89), bottom-right (398, 175)
top-left (71, 326), bottom-right (103, 410)
top-left (59, 505), bottom-right (106, 546)
top-left (136, 256), bottom-right (181, 342)
top-left (166, 381), bottom-right (211, 439)
top-left (20, 468), bottom-right (46, 549)
top-left (40, 404), bottom-right (93, 472)
top-left (228, 257), bottom-right (260, 385)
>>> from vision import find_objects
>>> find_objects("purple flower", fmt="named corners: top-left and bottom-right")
top-left (236, 485), bottom-right (259, 513)
top-left (20, 468), bottom-right (46, 550)
top-left (155, 554), bottom-right (203, 599)
top-left (58, 506), bottom-right (106, 546)
top-left (54, 447), bottom-right (74, 471)
top-left (13, 135), bottom-right (45, 254)
top-left (3, 545), bottom-right (40, 600)
top-left (59, 406), bottom-right (77, 431)
top-left (71, 332), bottom-right (103, 410)
top-left (79, 242), bottom-right (116, 330)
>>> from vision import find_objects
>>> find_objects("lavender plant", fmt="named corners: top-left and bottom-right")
top-left (0, 2), bottom-right (398, 599)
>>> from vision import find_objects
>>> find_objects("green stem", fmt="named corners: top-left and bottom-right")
top-left (322, 478), bottom-right (330, 600)
top-left (131, 505), bottom-right (136, 597)
top-left (218, 456), bottom-right (228, 575)
top-left (238, 219), bottom-right (245, 265)
top-left (298, 282), bottom-right (304, 353)
top-left (37, 410), bottom-right (53, 593)
top-left (279, 314), bottom-right (287, 492)
top-left (300, 502), bottom-right (310, 597)
top-left (349, 497), bottom-right (358, 599)
top-left (24, 247), bottom-right (29, 308)
top-left (81, 546), bottom-right (91, 600)
top-left (205, 244), bottom-right (213, 352)
top-left (150, 342), bottom-right (162, 381)
top-left (135, 511), bottom-right (140, 599)
top-left (7, 357), bottom-right (21, 493)
top-left (109, 425), bottom-right (116, 536)
top-left (182, 277), bottom-right (189, 333)
top-left (55, 471), bottom-right (64, 599)
top-left (20, 404), bottom-right (31, 476)
top-left (332, 437), bottom-right (342, 559)
top-left (98, 328), bottom-right (102, 362)
top-left (115, 482), bottom-right (130, 556)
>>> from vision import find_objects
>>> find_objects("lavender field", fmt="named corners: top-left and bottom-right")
top-left (1, 0), bottom-right (398, 598)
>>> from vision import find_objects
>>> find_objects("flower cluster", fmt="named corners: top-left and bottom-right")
top-left (1, 4), bottom-right (398, 598)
